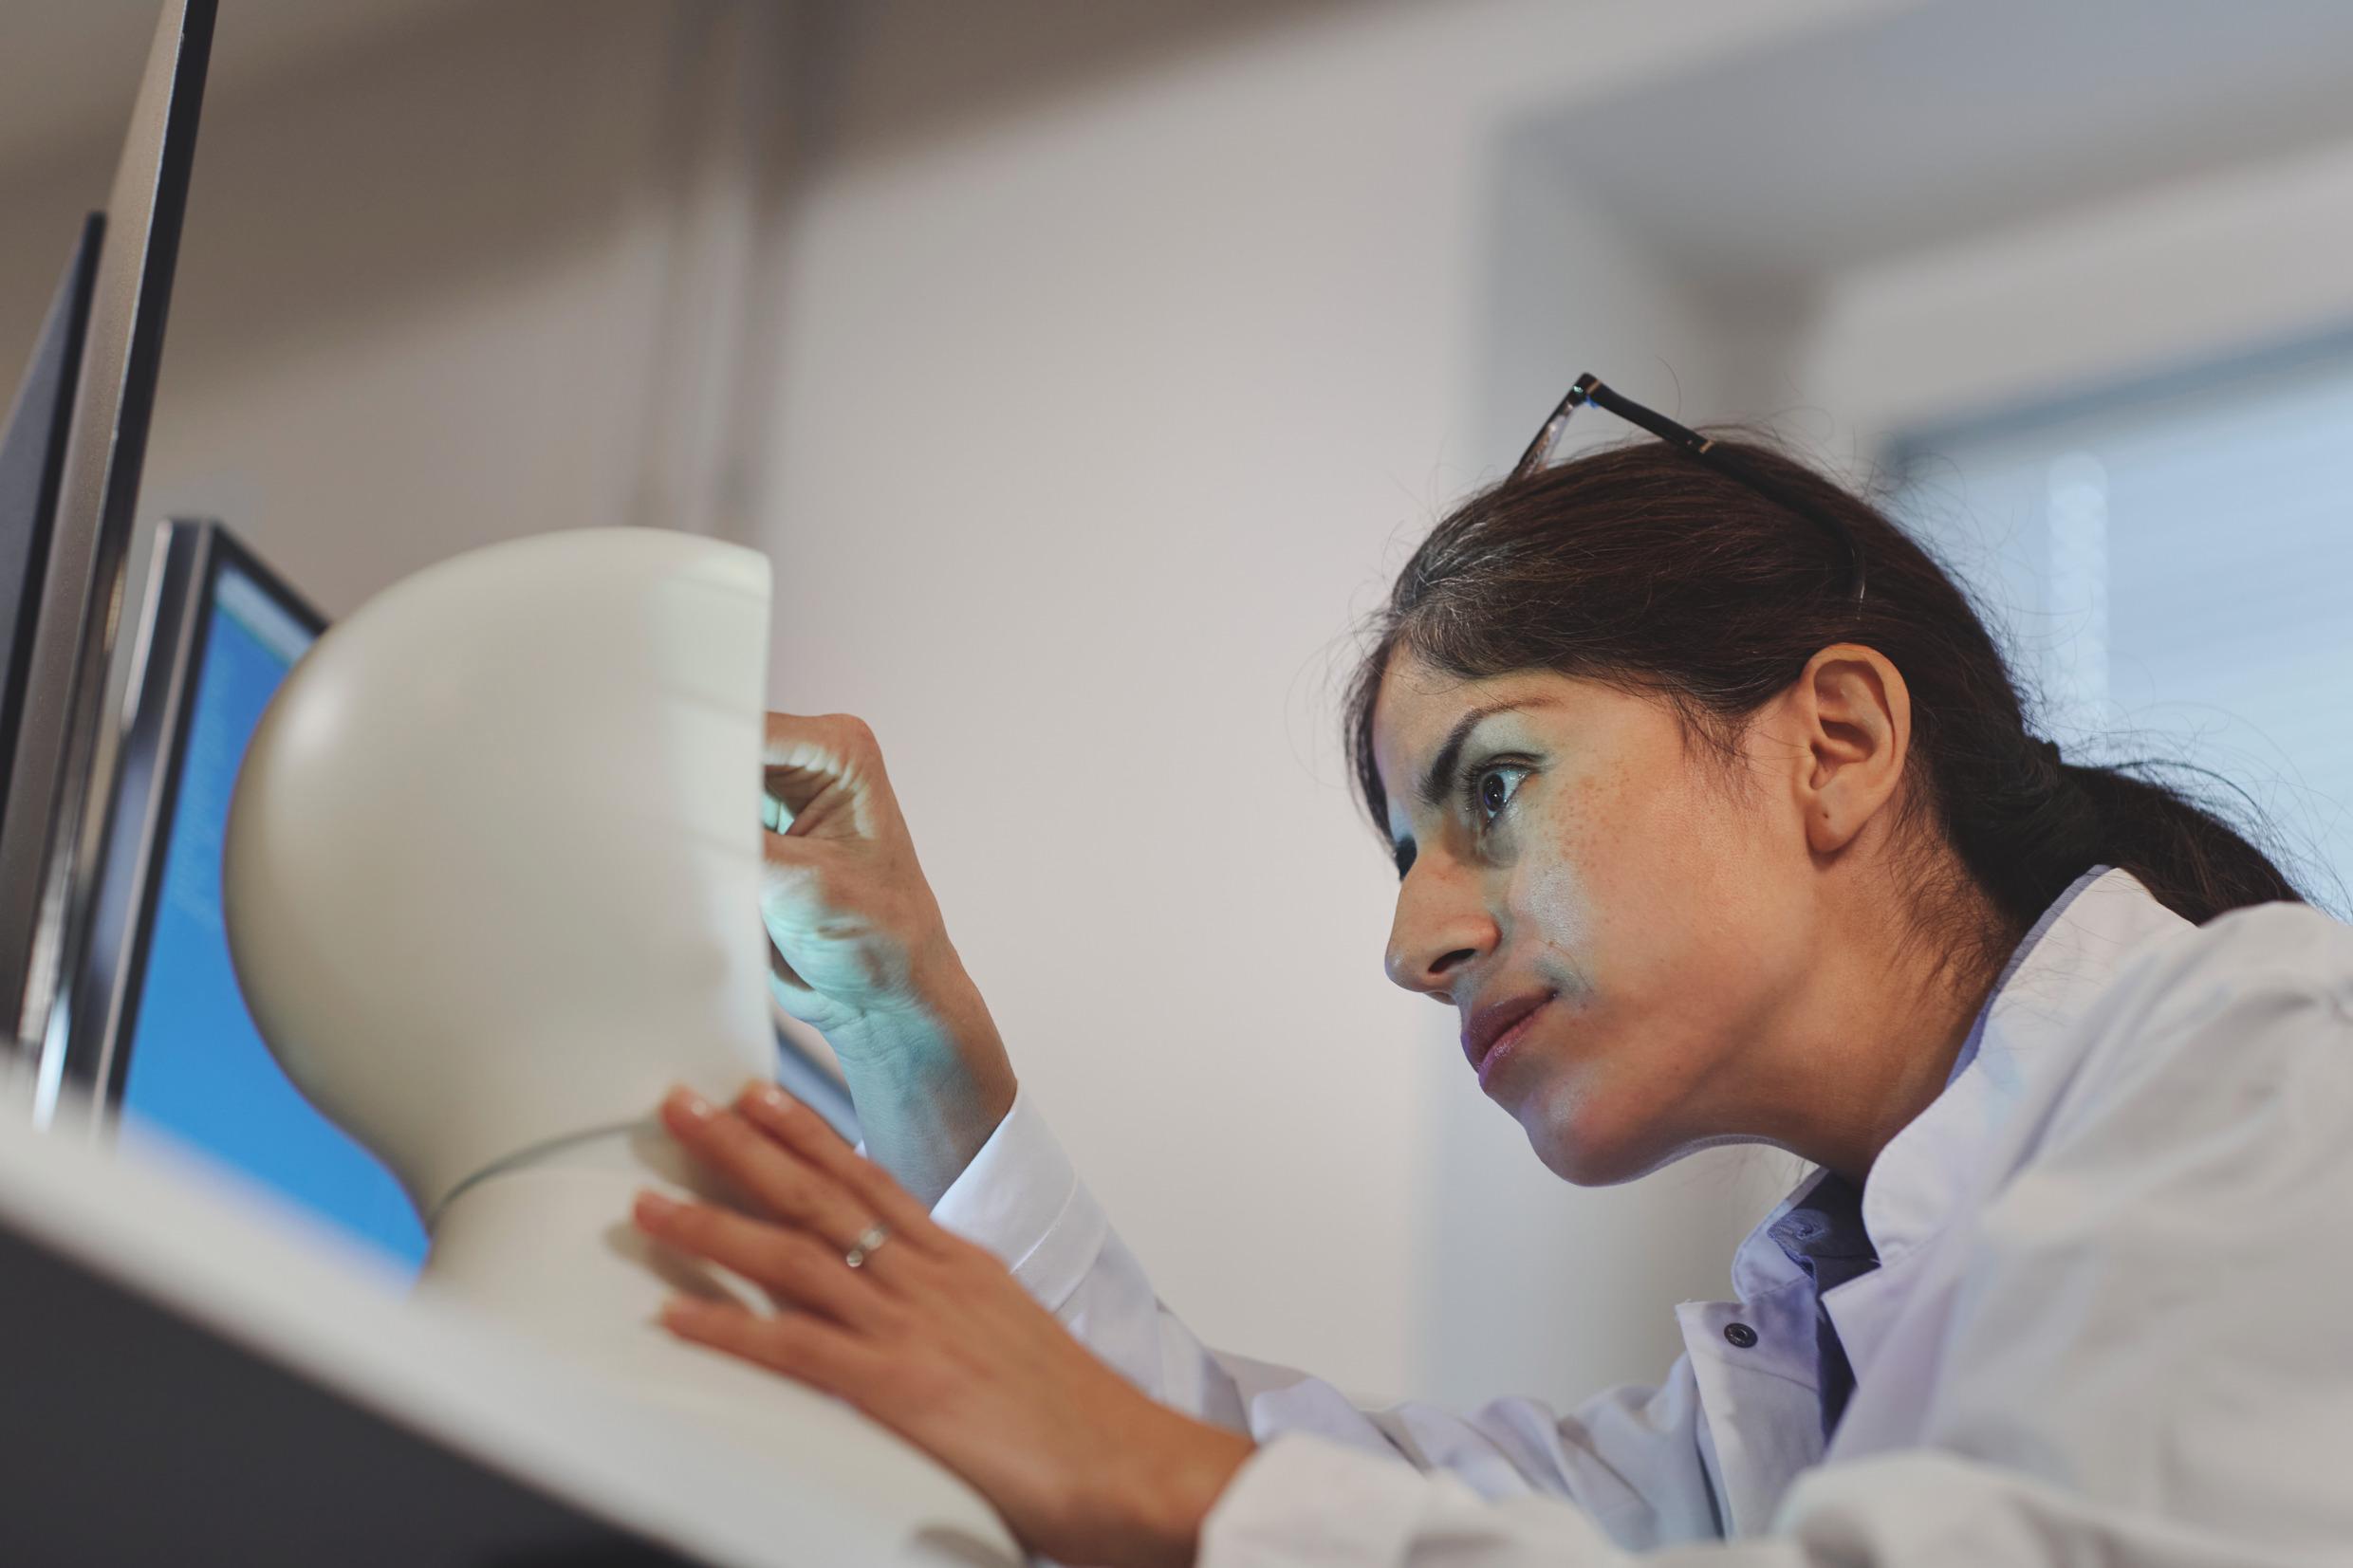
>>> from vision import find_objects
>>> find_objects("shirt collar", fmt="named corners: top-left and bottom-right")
top-left (1732, 866), bottom-right (2190, 1301)
top-left (1936, 864), bottom-right (2110, 1092)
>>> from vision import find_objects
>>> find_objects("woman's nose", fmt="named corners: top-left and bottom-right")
top-left (1384, 858), bottom-right (1497, 1000)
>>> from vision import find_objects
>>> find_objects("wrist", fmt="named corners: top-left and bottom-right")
top-left (825, 969), bottom-right (1016, 1205)
top-left (834, 991), bottom-right (1011, 1106)
top-left (1104, 1412), bottom-right (1255, 1568)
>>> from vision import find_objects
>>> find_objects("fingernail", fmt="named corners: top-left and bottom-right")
top-left (634, 1190), bottom-right (678, 1225)
top-left (749, 1082), bottom-right (793, 1114)
top-left (665, 1086), bottom-right (715, 1123)
top-left (659, 1296), bottom-right (701, 1331)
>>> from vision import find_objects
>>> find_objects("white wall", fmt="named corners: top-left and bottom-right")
top-left (1799, 128), bottom-right (2353, 448)
top-left (755, 0), bottom-right (1876, 1404)
top-left (0, 0), bottom-right (760, 623)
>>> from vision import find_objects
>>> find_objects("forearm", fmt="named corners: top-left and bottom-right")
top-left (827, 964), bottom-right (1017, 1207)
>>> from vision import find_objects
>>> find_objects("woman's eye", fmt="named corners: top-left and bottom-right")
top-left (1470, 764), bottom-right (1530, 826)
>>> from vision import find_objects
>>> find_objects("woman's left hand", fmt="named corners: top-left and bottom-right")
top-left (634, 1083), bottom-right (1256, 1568)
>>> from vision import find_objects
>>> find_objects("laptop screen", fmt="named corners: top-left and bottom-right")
top-left (118, 553), bottom-right (427, 1271)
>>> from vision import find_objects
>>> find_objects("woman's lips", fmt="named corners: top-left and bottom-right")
top-left (1462, 991), bottom-right (1553, 1088)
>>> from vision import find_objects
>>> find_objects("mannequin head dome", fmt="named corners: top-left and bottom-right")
top-left (224, 528), bottom-right (776, 1218)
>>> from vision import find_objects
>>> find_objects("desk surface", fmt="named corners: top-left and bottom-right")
top-left (0, 1097), bottom-right (955, 1567)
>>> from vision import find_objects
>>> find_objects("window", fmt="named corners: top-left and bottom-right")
top-left (1891, 339), bottom-right (2353, 913)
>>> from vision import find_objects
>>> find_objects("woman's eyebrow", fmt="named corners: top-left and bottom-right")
top-left (1414, 699), bottom-right (1552, 808)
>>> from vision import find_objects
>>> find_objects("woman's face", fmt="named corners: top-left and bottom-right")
top-left (1371, 654), bottom-right (1829, 1185)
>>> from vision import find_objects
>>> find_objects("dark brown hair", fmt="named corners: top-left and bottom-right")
top-left (1344, 437), bottom-right (2302, 949)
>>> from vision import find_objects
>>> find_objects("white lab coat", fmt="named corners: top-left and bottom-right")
top-left (932, 868), bottom-right (2353, 1565)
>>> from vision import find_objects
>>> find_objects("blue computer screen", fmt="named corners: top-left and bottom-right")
top-left (119, 564), bottom-right (428, 1271)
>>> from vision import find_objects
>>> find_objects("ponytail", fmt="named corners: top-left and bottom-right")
top-left (2062, 760), bottom-right (2301, 923)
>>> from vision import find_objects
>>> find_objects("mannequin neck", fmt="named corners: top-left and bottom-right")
top-left (410, 1100), bottom-right (1024, 1563)
top-left (417, 1122), bottom-right (741, 1332)
top-left (427, 1117), bottom-right (665, 1228)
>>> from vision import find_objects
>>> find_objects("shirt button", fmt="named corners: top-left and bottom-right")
top-left (1724, 1322), bottom-right (1758, 1349)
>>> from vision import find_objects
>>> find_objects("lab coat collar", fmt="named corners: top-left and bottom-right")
top-left (1730, 866), bottom-right (2188, 1302)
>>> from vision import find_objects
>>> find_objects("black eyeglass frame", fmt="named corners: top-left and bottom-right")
top-left (1514, 373), bottom-right (1868, 604)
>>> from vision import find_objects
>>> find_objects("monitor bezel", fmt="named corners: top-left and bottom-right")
top-left (3, 0), bottom-right (218, 1089)
top-left (60, 520), bottom-right (323, 1110)
top-left (0, 216), bottom-right (106, 815)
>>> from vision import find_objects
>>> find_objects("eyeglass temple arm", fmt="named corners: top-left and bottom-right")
top-left (1513, 374), bottom-right (1713, 479)
top-left (1576, 377), bottom-right (1716, 455)
top-left (1512, 374), bottom-right (1868, 604)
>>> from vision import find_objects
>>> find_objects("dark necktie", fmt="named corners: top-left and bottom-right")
top-left (1767, 1171), bottom-right (1881, 1441)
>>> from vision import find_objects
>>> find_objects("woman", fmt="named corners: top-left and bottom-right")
top-left (630, 378), bottom-right (2353, 1567)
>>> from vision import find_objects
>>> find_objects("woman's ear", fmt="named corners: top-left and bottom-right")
top-left (1789, 643), bottom-right (1911, 856)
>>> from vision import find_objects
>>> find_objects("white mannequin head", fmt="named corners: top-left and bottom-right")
top-left (224, 528), bottom-right (776, 1219)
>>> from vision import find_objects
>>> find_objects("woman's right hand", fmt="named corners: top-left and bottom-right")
top-left (760, 711), bottom-right (1014, 1201)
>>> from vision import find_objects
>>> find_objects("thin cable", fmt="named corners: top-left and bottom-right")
top-left (427, 1116), bottom-right (656, 1229)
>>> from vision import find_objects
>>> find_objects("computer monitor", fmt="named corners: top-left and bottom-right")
top-left (64, 521), bottom-right (426, 1271)
top-left (1, 0), bottom-right (216, 1080)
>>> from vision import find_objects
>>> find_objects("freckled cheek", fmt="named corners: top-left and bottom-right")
top-left (1513, 816), bottom-right (1604, 987)
top-left (1521, 772), bottom-right (1705, 1000)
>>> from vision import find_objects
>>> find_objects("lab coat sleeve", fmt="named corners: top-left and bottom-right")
top-left (930, 1088), bottom-right (1727, 1548)
top-left (1199, 907), bottom-right (2353, 1566)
